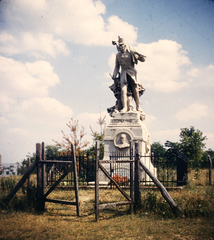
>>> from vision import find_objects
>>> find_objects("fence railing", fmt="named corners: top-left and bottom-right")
top-left (152, 152), bottom-right (188, 187)
top-left (45, 151), bottom-right (96, 186)
top-left (0, 151), bottom-right (190, 187)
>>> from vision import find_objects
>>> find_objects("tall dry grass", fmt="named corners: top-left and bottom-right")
top-left (0, 169), bottom-right (213, 239)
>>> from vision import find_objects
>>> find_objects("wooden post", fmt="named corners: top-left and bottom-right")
top-left (130, 141), bottom-right (134, 214)
top-left (36, 143), bottom-right (45, 211)
top-left (27, 158), bottom-right (30, 189)
top-left (42, 142), bottom-right (46, 197)
top-left (86, 151), bottom-right (89, 185)
top-left (208, 155), bottom-right (212, 186)
top-left (71, 144), bottom-right (81, 217)
top-left (95, 141), bottom-right (100, 222)
top-left (139, 161), bottom-right (183, 213)
top-left (4, 159), bottom-right (37, 203)
top-left (134, 141), bottom-right (141, 212)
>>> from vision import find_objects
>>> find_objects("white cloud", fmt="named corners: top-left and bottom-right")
top-left (7, 127), bottom-right (29, 136)
top-left (0, 56), bottom-right (66, 148)
top-left (175, 104), bottom-right (209, 121)
top-left (77, 111), bottom-right (110, 131)
top-left (105, 16), bottom-right (138, 46)
top-left (152, 128), bottom-right (180, 144)
top-left (10, 97), bottom-right (73, 123)
top-left (1, 0), bottom-right (138, 53)
top-left (0, 116), bottom-right (8, 125)
top-left (76, 111), bottom-right (111, 145)
top-left (108, 39), bottom-right (191, 92)
top-left (144, 114), bottom-right (157, 129)
top-left (0, 97), bottom-right (74, 162)
top-left (187, 68), bottom-right (199, 78)
top-left (3, 97), bottom-right (73, 148)
top-left (0, 32), bottom-right (69, 58)
top-left (0, 94), bottom-right (16, 113)
top-left (0, 56), bottom-right (60, 112)
top-left (135, 40), bottom-right (191, 92)
top-left (187, 64), bottom-right (214, 87)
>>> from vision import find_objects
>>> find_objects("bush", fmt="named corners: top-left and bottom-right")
top-left (0, 176), bottom-right (17, 193)
top-left (139, 170), bottom-right (214, 219)
top-left (0, 176), bottom-right (37, 211)
top-left (141, 191), bottom-right (175, 218)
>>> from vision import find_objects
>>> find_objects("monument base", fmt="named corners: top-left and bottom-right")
top-left (100, 111), bottom-right (156, 183)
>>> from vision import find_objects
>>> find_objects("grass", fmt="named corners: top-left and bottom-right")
top-left (0, 169), bottom-right (213, 239)
top-left (0, 210), bottom-right (212, 240)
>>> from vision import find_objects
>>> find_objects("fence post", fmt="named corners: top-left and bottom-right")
top-left (176, 153), bottom-right (188, 186)
top-left (27, 158), bottom-right (30, 189)
top-left (134, 141), bottom-right (141, 212)
top-left (86, 151), bottom-right (89, 185)
top-left (71, 144), bottom-right (81, 217)
top-left (42, 142), bottom-right (46, 197)
top-left (130, 140), bottom-right (134, 214)
top-left (79, 152), bottom-right (81, 178)
top-left (208, 155), bottom-right (212, 186)
top-left (95, 141), bottom-right (100, 222)
top-left (36, 143), bottom-right (45, 211)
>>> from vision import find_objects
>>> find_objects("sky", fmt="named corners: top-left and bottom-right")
top-left (0, 0), bottom-right (214, 164)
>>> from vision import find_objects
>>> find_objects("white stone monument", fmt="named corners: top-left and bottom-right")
top-left (100, 36), bottom-right (156, 183)
top-left (102, 111), bottom-right (156, 182)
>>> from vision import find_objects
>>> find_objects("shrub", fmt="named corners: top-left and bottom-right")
top-left (0, 176), bottom-right (37, 211)
top-left (140, 184), bottom-right (213, 219)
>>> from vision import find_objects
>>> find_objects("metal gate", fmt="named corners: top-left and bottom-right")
top-left (95, 141), bottom-right (137, 222)
top-left (176, 153), bottom-right (188, 186)
top-left (153, 151), bottom-right (188, 187)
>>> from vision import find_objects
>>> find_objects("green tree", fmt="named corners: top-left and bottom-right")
top-left (17, 145), bottom-right (62, 175)
top-left (164, 140), bottom-right (181, 162)
top-left (151, 142), bottom-right (166, 159)
top-left (45, 145), bottom-right (62, 158)
top-left (17, 153), bottom-right (36, 175)
top-left (165, 140), bottom-right (180, 152)
top-left (179, 126), bottom-right (207, 168)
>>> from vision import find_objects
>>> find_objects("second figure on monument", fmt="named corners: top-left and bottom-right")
top-left (108, 37), bottom-right (146, 115)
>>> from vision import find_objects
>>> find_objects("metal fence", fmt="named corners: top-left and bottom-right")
top-left (152, 152), bottom-right (188, 187)
top-left (0, 151), bottom-right (189, 188)
top-left (45, 151), bottom-right (96, 186)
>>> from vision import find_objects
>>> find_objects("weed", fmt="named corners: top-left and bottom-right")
top-left (0, 176), bottom-right (37, 211)
top-left (0, 169), bottom-right (213, 222)
top-left (0, 176), bottom-right (16, 193)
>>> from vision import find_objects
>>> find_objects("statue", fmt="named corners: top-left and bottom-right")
top-left (103, 39), bottom-right (157, 186)
top-left (108, 36), bottom-right (146, 115)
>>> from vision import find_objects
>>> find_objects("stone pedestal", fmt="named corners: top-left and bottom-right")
top-left (101, 112), bottom-right (156, 182)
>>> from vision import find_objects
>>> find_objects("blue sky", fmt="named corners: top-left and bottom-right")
top-left (0, 0), bottom-right (214, 164)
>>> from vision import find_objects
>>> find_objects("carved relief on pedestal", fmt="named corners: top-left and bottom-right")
top-left (114, 132), bottom-right (131, 149)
